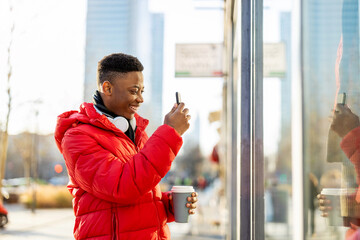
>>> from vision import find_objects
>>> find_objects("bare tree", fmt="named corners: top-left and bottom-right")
top-left (0, 1), bottom-right (14, 205)
top-left (13, 132), bottom-right (33, 186)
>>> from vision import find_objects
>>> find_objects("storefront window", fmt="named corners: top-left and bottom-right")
top-left (303, 0), bottom-right (360, 239)
top-left (226, 0), bottom-right (360, 238)
top-left (264, 0), bottom-right (360, 239)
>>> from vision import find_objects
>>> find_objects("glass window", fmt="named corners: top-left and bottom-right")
top-left (303, 0), bottom-right (360, 239)
top-left (263, 1), bottom-right (293, 238)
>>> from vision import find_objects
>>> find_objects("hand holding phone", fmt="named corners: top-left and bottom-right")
top-left (337, 92), bottom-right (346, 105)
top-left (163, 91), bottom-right (190, 135)
top-left (332, 92), bottom-right (360, 137)
top-left (176, 92), bottom-right (181, 105)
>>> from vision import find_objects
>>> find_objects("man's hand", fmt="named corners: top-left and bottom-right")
top-left (164, 103), bottom-right (191, 136)
top-left (169, 192), bottom-right (198, 214)
top-left (331, 104), bottom-right (360, 138)
top-left (317, 194), bottom-right (332, 217)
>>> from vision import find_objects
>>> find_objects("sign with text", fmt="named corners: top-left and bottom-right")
top-left (175, 43), bottom-right (223, 77)
top-left (263, 42), bottom-right (287, 78)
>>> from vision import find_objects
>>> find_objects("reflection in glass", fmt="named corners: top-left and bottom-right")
top-left (304, 0), bottom-right (360, 239)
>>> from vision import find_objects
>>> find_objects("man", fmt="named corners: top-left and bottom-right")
top-left (318, 103), bottom-right (360, 239)
top-left (54, 53), bottom-right (198, 239)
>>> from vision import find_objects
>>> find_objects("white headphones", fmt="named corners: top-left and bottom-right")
top-left (108, 116), bottom-right (136, 132)
top-left (94, 105), bottom-right (136, 132)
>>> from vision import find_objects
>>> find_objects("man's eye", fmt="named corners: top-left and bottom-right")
top-left (130, 90), bottom-right (138, 94)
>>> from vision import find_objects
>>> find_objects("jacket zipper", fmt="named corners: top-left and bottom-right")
top-left (152, 190), bottom-right (161, 239)
top-left (112, 207), bottom-right (118, 240)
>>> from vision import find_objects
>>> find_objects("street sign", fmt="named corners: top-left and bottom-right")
top-left (263, 42), bottom-right (286, 78)
top-left (175, 43), bottom-right (223, 77)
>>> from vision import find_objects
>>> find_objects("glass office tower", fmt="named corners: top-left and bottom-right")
top-left (84, 0), bottom-right (164, 132)
top-left (84, 0), bottom-right (135, 101)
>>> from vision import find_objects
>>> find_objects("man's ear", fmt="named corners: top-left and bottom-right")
top-left (102, 81), bottom-right (112, 96)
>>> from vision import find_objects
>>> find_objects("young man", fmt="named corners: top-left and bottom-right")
top-left (54, 53), bottom-right (197, 240)
top-left (318, 103), bottom-right (360, 239)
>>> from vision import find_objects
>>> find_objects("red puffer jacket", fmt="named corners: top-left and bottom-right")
top-left (341, 126), bottom-right (360, 203)
top-left (54, 103), bottom-right (182, 240)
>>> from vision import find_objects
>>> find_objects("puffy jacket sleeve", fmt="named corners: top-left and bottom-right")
top-left (161, 191), bottom-right (175, 223)
top-left (340, 126), bottom-right (360, 202)
top-left (62, 124), bottom-right (182, 204)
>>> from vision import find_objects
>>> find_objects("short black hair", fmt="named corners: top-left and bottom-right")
top-left (97, 53), bottom-right (144, 87)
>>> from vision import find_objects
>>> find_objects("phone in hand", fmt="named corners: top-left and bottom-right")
top-left (176, 92), bottom-right (181, 105)
top-left (337, 92), bottom-right (346, 105)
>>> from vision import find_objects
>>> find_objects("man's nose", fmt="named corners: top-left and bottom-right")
top-left (137, 93), bottom-right (144, 103)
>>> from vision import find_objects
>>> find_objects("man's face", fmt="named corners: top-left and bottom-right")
top-left (105, 71), bottom-right (144, 119)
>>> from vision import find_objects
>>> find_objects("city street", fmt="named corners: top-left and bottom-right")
top-left (0, 204), bottom-right (74, 239)
top-left (0, 203), bottom-right (225, 240)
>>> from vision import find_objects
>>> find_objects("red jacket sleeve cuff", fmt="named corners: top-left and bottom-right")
top-left (162, 191), bottom-right (175, 223)
top-left (153, 125), bottom-right (183, 155)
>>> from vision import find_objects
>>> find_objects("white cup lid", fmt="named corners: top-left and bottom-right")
top-left (321, 188), bottom-right (356, 195)
top-left (171, 185), bottom-right (195, 193)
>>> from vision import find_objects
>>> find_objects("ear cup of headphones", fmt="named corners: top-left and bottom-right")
top-left (110, 116), bottom-right (129, 132)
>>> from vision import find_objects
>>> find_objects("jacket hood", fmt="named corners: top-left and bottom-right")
top-left (54, 102), bottom-right (149, 153)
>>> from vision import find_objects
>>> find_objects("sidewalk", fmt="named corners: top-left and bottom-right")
top-left (0, 203), bottom-right (225, 240)
top-left (0, 204), bottom-right (74, 239)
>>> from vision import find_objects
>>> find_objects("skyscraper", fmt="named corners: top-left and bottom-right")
top-left (84, 0), bottom-right (136, 101)
top-left (84, 0), bottom-right (164, 133)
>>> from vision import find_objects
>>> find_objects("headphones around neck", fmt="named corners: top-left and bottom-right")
top-left (109, 116), bottom-right (136, 132)
top-left (93, 105), bottom-right (136, 132)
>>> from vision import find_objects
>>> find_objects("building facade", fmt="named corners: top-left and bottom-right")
top-left (224, 0), bottom-right (360, 239)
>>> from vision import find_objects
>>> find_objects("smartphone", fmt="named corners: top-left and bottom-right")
top-left (176, 92), bottom-right (181, 105)
top-left (337, 92), bottom-right (346, 105)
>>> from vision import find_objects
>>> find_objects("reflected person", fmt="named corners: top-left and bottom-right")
top-left (318, 103), bottom-right (360, 238)
top-left (54, 53), bottom-right (198, 240)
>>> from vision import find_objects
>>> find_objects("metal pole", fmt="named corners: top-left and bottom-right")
top-left (240, 0), bottom-right (264, 239)
top-left (252, 0), bottom-right (264, 238)
top-left (224, 1), bottom-right (238, 239)
top-left (291, 0), bottom-right (304, 238)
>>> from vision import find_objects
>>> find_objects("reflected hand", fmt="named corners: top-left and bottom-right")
top-left (331, 104), bottom-right (360, 138)
top-left (317, 194), bottom-right (332, 217)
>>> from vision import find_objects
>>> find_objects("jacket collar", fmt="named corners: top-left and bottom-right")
top-left (54, 102), bottom-right (149, 152)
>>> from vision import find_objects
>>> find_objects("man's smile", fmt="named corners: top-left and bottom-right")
top-left (130, 105), bottom-right (139, 112)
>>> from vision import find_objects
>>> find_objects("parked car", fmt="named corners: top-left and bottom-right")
top-left (0, 202), bottom-right (8, 228)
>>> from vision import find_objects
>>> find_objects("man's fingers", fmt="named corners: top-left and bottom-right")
top-left (318, 198), bottom-right (331, 206)
top-left (317, 194), bottom-right (325, 200)
top-left (187, 196), bottom-right (197, 203)
top-left (170, 104), bottom-right (177, 113)
top-left (319, 205), bottom-right (328, 212)
top-left (175, 102), bottom-right (185, 112)
top-left (191, 192), bottom-right (198, 197)
top-left (336, 103), bottom-right (352, 114)
top-left (321, 212), bottom-right (329, 217)
top-left (183, 108), bottom-right (189, 115)
top-left (188, 209), bottom-right (196, 214)
top-left (186, 203), bottom-right (196, 209)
